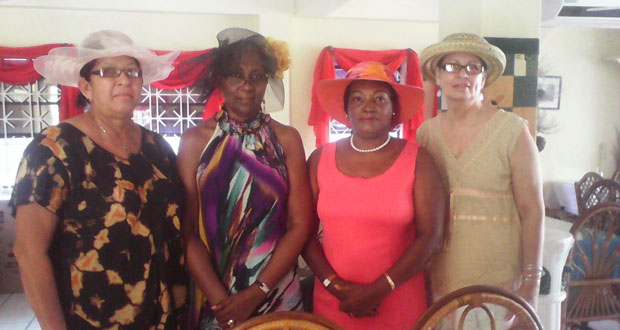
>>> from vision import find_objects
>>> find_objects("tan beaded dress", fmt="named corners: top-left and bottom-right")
top-left (417, 109), bottom-right (526, 299)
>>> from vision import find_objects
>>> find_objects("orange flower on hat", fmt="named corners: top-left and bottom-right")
top-left (266, 37), bottom-right (291, 79)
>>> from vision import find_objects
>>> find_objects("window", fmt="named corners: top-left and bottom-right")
top-left (0, 80), bottom-right (206, 199)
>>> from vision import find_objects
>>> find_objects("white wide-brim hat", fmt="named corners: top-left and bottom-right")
top-left (33, 30), bottom-right (179, 87)
top-left (420, 33), bottom-right (506, 87)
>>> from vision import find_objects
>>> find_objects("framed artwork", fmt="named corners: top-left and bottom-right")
top-left (537, 76), bottom-right (562, 110)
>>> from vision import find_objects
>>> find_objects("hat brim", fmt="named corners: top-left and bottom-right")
top-left (33, 45), bottom-right (179, 87)
top-left (317, 78), bottom-right (424, 128)
top-left (420, 40), bottom-right (506, 87)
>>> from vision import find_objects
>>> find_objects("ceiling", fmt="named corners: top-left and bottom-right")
top-left (1, 0), bottom-right (620, 28)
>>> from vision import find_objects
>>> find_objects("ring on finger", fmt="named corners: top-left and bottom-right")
top-left (227, 319), bottom-right (235, 327)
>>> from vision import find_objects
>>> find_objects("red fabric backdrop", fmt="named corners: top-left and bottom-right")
top-left (308, 47), bottom-right (425, 147)
top-left (0, 45), bottom-right (221, 121)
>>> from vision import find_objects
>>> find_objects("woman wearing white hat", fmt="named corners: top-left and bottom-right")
top-left (417, 33), bottom-right (544, 327)
top-left (10, 30), bottom-right (187, 329)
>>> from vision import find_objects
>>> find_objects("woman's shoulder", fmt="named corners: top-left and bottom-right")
top-left (267, 117), bottom-right (300, 139)
top-left (496, 109), bottom-right (527, 126)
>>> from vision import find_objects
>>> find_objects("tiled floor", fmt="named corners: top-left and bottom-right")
top-left (0, 293), bottom-right (39, 330)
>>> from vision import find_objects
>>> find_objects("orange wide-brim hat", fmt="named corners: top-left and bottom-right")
top-left (317, 61), bottom-right (425, 128)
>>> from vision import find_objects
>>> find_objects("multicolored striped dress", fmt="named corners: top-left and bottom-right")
top-left (189, 111), bottom-right (302, 330)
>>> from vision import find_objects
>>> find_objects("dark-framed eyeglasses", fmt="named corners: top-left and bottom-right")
top-left (223, 71), bottom-right (268, 86)
top-left (90, 67), bottom-right (143, 79)
top-left (440, 63), bottom-right (485, 75)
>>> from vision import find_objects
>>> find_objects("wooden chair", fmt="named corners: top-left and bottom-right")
top-left (413, 285), bottom-right (543, 330)
top-left (575, 172), bottom-right (603, 215)
top-left (580, 179), bottom-right (620, 213)
top-left (562, 203), bottom-right (620, 329)
top-left (234, 311), bottom-right (344, 330)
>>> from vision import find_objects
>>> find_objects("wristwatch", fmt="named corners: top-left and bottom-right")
top-left (255, 280), bottom-right (271, 295)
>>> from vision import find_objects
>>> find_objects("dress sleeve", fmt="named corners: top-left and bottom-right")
top-left (505, 113), bottom-right (528, 157)
top-left (9, 139), bottom-right (69, 218)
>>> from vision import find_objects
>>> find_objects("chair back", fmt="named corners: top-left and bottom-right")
top-left (575, 172), bottom-right (603, 215)
top-left (413, 285), bottom-right (542, 330)
top-left (563, 203), bottom-right (620, 329)
top-left (613, 168), bottom-right (620, 183)
top-left (581, 179), bottom-right (620, 213)
top-left (234, 311), bottom-right (344, 330)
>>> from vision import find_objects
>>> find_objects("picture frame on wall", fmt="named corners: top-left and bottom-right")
top-left (537, 76), bottom-right (562, 110)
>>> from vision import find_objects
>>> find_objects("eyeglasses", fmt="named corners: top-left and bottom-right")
top-left (440, 63), bottom-right (485, 75)
top-left (223, 71), bottom-right (268, 86)
top-left (90, 67), bottom-right (142, 79)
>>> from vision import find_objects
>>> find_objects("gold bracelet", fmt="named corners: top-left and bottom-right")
top-left (384, 273), bottom-right (396, 291)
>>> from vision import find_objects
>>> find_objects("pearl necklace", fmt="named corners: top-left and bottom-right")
top-left (350, 135), bottom-right (391, 153)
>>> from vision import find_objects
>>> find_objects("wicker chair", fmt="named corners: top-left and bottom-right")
top-left (575, 172), bottom-right (603, 215)
top-left (580, 179), bottom-right (620, 213)
top-left (562, 203), bottom-right (620, 329)
top-left (413, 285), bottom-right (543, 330)
top-left (233, 311), bottom-right (344, 330)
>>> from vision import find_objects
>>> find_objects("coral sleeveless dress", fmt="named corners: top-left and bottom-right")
top-left (312, 141), bottom-right (427, 330)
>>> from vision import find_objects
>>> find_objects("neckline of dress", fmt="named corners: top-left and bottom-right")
top-left (437, 109), bottom-right (502, 162)
top-left (333, 140), bottom-right (410, 180)
top-left (60, 122), bottom-right (145, 162)
top-left (216, 110), bottom-right (268, 133)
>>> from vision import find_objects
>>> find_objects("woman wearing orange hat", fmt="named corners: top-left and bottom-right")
top-left (418, 33), bottom-right (544, 327)
top-left (302, 61), bottom-right (446, 329)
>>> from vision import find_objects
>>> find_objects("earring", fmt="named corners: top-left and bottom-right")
top-left (261, 99), bottom-right (266, 112)
top-left (392, 113), bottom-right (396, 116)
top-left (437, 89), bottom-right (442, 98)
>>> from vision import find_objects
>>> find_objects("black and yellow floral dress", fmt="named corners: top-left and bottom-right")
top-left (10, 123), bottom-right (188, 329)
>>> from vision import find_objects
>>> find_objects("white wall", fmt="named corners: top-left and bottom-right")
top-left (290, 17), bottom-right (437, 153)
top-left (0, 7), bottom-right (257, 49)
top-left (538, 27), bottom-right (620, 182)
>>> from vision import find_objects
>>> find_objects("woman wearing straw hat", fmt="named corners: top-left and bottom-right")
top-left (177, 28), bottom-right (312, 329)
top-left (302, 61), bottom-right (446, 330)
top-left (10, 30), bottom-right (187, 329)
top-left (418, 33), bottom-right (544, 327)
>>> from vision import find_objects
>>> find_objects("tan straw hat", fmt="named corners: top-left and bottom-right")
top-left (420, 33), bottom-right (506, 87)
top-left (33, 30), bottom-right (178, 87)
top-left (317, 61), bottom-right (424, 128)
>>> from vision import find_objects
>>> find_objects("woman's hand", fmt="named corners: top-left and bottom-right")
top-left (212, 285), bottom-right (266, 328)
top-left (330, 277), bottom-right (388, 318)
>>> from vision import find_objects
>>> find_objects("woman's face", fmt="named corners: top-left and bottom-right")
top-left (436, 52), bottom-right (486, 102)
top-left (218, 51), bottom-right (268, 121)
top-left (346, 80), bottom-right (394, 137)
top-left (78, 55), bottom-right (143, 117)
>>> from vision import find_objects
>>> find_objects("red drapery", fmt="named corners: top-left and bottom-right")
top-left (308, 47), bottom-right (425, 147)
top-left (0, 44), bottom-right (219, 121)
top-left (0, 44), bottom-right (66, 85)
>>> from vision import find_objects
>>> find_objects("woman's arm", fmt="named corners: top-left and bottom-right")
top-left (177, 126), bottom-right (229, 308)
top-left (336, 147), bottom-right (446, 316)
top-left (13, 203), bottom-right (66, 330)
top-left (509, 124), bottom-right (545, 309)
top-left (300, 147), bottom-right (348, 298)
